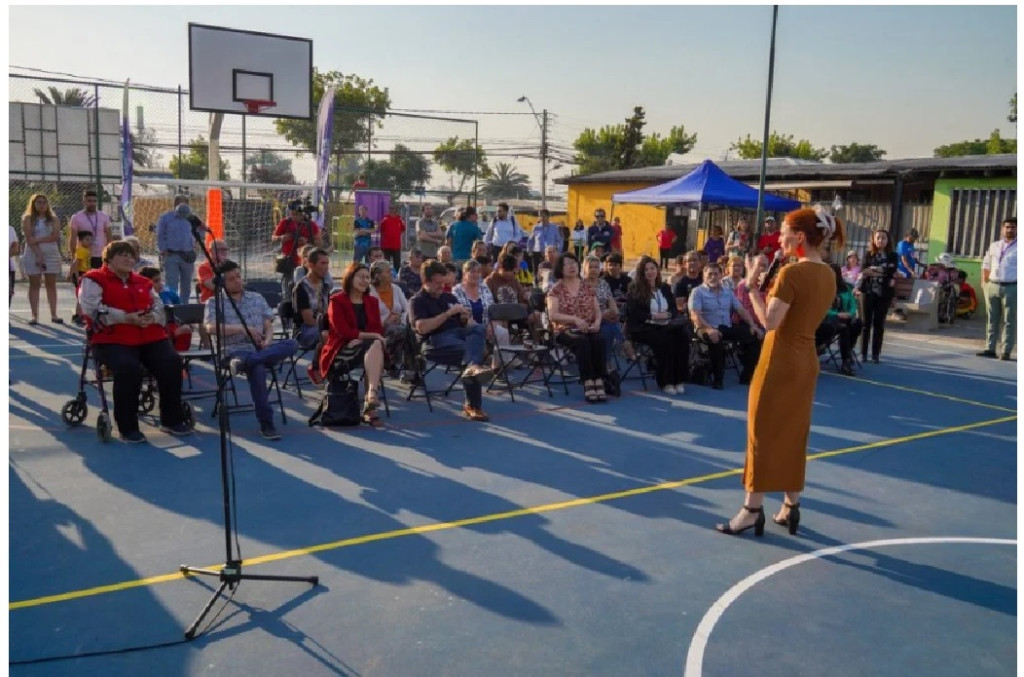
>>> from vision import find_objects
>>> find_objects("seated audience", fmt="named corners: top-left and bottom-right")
top-left (442, 262), bottom-right (458, 292)
top-left (138, 266), bottom-right (193, 351)
top-left (732, 253), bottom-right (767, 332)
top-left (842, 250), bottom-right (862, 287)
top-left (319, 263), bottom-right (387, 428)
top-left (409, 260), bottom-right (494, 422)
top-left (204, 260), bottom-right (299, 441)
top-left (689, 262), bottom-right (764, 389)
top-left (547, 253), bottom-right (608, 403)
top-left (815, 263), bottom-right (863, 376)
top-left (583, 254), bottom-right (626, 373)
top-left (78, 241), bottom-right (190, 443)
top-left (668, 254), bottom-right (687, 287)
top-left (956, 270), bottom-right (978, 318)
top-left (722, 255), bottom-right (744, 291)
top-left (672, 251), bottom-right (704, 314)
top-left (397, 247), bottom-right (424, 295)
top-left (475, 254), bottom-right (494, 280)
top-left (293, 247), bottom-right (332, 351)
top-left (368, 260), bottom-right (415, 380)
top-left (453, 259), bottom-right (509, 371)
top-left (625, 256), bottom-right (689, 395)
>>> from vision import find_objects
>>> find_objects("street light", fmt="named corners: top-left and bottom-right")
top-left (517, 95), bottom-right (548, 209)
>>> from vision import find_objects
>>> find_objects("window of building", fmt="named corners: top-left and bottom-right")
top-left (947, 188), bottom-right (1017, 258)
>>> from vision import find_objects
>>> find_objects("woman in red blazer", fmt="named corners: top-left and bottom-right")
top-left (320, 263), bottom-right (386, 426)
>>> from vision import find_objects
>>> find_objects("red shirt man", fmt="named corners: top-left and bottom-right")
top-left (378, 209), bottom-right (406, 252)
top-left (757, 216), bottom-right (781, 259)
top-left (610, 217), bottom-right (623, 253)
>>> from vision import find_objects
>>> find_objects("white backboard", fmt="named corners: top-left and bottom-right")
top-left (9, 102), bottom-right (120, 180)
top-left (188, 23), bottom-right (313, 119)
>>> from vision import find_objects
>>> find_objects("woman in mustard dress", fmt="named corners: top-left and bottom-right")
top-left (716, 207), bottom-right (845, 537)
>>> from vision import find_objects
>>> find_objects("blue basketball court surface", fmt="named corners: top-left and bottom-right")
top-left (7, 290), bottom-right (1018, 676)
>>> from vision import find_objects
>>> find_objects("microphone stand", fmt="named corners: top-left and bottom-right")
top-left (179, 219), bottom-right (318, 641)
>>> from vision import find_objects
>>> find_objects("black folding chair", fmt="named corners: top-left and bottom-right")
top-left (167, 303), bottom-right (219, 405)
top-left (405, 326), bottom-right (466, 412)
top-left (485, 303), bottom-right (560, 401)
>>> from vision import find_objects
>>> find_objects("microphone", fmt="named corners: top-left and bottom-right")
top-left (760, 250), bottom-right (785, 293)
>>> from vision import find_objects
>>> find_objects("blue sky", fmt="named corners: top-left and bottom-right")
top-left (9, 5), bottom-right (1018, 190)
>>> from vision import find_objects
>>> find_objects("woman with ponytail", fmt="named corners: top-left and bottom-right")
top-left (715, 207), bottom-right (844, 538)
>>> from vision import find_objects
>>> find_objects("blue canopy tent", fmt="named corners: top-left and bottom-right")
top-left (611, 159), bottom-right (801, 251)
top-left (611, 159), bottom-right (801, 211)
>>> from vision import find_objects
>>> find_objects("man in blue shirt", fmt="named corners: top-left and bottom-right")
top-left (896, 228), bottom-right (920, 278)
top-left (156, 194), bottom-right (198, 302)
top-left (446, 206), bottom-right (483, 262)
top-left (527, 209), bottom-right (563, 275)
top-left (690, 262), bottom-right (763, 389)
top-left (352, 204), bottom-right (375, 264)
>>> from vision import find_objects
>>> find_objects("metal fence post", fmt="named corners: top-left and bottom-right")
top-left (94, 83), bottom-right (102, 206)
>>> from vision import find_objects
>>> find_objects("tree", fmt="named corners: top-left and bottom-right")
top-left (433, 137), bottom-right (490, 194)
top-left (1009, 93), bottom-right (1017, 124)
top-left (572, 106), bottom-right (697, 175)
top-left (357, 144), bottom-right (432, 194)
top-left (480, 162), bottom-right (532, 198)
top-left (274, 69), bottom-right (391, 157)
top-left (33, 86), bottom-right (96, 108)
top-left (828, 143), bottom-right (887, 163)
top-left (130, 127), bottom-right (158, 169)
top-left (245, 151), bottom-right (296, 184)
top-left (934, 129), bottom-right (1016, 157)
top-left (169, 135), bottom-right (230, 180)
top-left (731, 132), bottom-right (827, 161)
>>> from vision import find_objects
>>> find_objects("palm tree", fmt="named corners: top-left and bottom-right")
top-left (480, 162), bottom-right (532, 198)
top-left (33, 86), bottom-right (97, 108)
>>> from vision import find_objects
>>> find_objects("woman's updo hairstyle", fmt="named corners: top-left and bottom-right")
top-left (783, 207), bottom-right (846, 251)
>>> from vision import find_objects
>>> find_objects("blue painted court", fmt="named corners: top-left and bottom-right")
top-left (7, 291), bottom-right (1017, 676)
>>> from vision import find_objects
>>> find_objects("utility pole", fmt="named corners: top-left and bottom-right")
top-left (540, 109), bottom-right (548, 210)
top-left (754, 5), bottom-right (779, 238)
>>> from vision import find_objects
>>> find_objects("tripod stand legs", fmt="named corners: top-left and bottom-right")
top-left (180, 562), bottom-right (319, 640)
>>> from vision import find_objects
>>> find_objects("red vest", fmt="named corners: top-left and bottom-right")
top-left (83, 266), bottom-right (168, 346)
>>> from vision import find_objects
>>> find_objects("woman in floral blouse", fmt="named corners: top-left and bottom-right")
top-left (547, 253), bottom-right (607, 403)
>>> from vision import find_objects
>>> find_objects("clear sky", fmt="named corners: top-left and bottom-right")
top-left (8, 4), bottom-right (1018, 192)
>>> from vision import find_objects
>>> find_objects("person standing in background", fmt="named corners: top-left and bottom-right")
top-left (528, 209), bottom-right (563, 275)
top-left (20, 193), bottom-right (63, 325)
top-left (757, 216), bottom-right (781, 259)
top-left (156, 194), bottom-right (199, 303)
top-left (416, 204), bottom-right (444, 259)
top-left (656, 224), bottom-right (677, 270)
top-left (378, 204), bottom-right (406, 273)
top-left (859, 229), bottom-right (898, 364)
top-left (896, 228), bottom-right (921, 278)
top-left (352, 204), bottom-right (375, 264)
top-left (610, 216), bottom-right (624, 255)
top-left (977, 217), bottom-right (1017, 360)
top-left (68, 189), bottom-right (112, 270)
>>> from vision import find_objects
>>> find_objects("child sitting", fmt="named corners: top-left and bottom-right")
top-left (138, 266), bottom-right (193, 351)
top-left (955, 270), bottom-right (977, 319)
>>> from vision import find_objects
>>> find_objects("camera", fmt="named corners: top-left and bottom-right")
top-left (290, 197), bottom-right (318, 216)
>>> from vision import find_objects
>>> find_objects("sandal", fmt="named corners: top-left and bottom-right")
top-left (28, 318), bottom-right (38, 326)
top-left (51, 317), bottom-right (64, 324)
top-left (362, 401), bottom-right (384, 428)
top-left (584, 382), bottom-right (600, 403)
top-left (595, 385), bottom-right (608, 402)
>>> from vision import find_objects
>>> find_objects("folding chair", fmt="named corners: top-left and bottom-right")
top-left (405, 326), bottom-right (466, 412)
top-left (277, 299), bottom-right (318, 398)
top-left (485, 303), bottom-right (561, 401)
top-left (167, 303), bottom-right (219, 405)
top-left (210, 336), bottom-right (289, 426)
top-left (617, 340), bottom-right (657, 390)
top-left (323, 348), bottom-right (391, 419)
top-left (527, 288), bottom-right (574, 394)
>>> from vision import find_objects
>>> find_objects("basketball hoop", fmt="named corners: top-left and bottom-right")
top-left (241, 99), bottom-right (276, 115)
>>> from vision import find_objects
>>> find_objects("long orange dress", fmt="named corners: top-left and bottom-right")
top-left (744, 261), bottom-right (837, 492)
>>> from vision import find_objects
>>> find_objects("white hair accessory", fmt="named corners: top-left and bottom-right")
top-left (813, 205), bottom-right (837, 236)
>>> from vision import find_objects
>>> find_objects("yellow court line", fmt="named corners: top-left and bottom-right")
top-left (821, 371), bottom-right (1017, 413)
top-left (9, 413), bottom-right (1016, 612)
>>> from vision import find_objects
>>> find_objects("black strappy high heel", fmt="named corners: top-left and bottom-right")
top-left (715, 506), bottom-right (765, 537)
top-left (773, 502), bottom-right (801, 535)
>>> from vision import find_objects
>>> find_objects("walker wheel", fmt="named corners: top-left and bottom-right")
top-left (97, 413), bottom-right (112, 443)
top-left (61, 398), bottom-right (88, 427)
top-left (139, 389), bottom-right (157, 414)
top-left (182, 402), bottom-right (195, 429)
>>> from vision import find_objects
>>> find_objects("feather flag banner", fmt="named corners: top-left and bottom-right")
top-left (119, 80), bottom-right (134, 235)
top-left (313, 86), bottom-right (337, 230)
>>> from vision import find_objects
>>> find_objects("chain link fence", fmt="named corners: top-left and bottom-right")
top-left (10, 72), bottom-right (480, 279)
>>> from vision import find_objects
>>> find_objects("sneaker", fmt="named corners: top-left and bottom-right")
top-left (462, 365), bottom-right (494, 384)
top-left (976, 350), bottom-right (997, 358)
top-left (662, 385), bottom-right (677, 395)
top-left (260, 422), bottom-right (282, 441)
top-left (160, 423), bottom-right (193, 437)
top-left (1000, 353), bottom-right (1013, 361)
top-left (229, 357), bottom-right (246, 375)
top-left (121, 430), bottom-right (148, 444)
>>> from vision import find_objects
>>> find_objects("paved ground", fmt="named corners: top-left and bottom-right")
top-left (7, 284), bottom-right (1018, 676)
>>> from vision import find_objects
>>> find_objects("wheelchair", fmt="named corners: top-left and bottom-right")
top-left (60, 326), bottom-right (196, 443)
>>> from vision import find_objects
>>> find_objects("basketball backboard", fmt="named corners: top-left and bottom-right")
top-left (188, 23), bottom-right (313, 119)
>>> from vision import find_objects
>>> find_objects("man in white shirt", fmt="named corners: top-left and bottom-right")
top-left (977, 217), bottom-right (1017, 360)
top-left (484, 203), bottom-right (524, 258)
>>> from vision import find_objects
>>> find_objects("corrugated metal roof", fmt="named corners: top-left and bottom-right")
top-left (556, 154), bottom-right (1018, 185)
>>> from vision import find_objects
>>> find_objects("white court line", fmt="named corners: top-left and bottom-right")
top-left (683, 537), bottom-right (1016, 677)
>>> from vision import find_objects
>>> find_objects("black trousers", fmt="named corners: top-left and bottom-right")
top-left (93, 339), bottom-right (184, 435)
top-left (383, 248), bottom-right (402, 273)
top-left (860, 292), bottom-right (891, 360)
top-left (659, 248), bottom-right (672, 270)
top-left (816, 318), bottom-right (864, 362)
top-left (556, 331), bottom-right (607, 382)
top-left (530, 252), bottom-right (545, 276)
top-left (630, 323), bottom-right (690, 388)
top-left (701, 324), bottom-right (761, 384)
